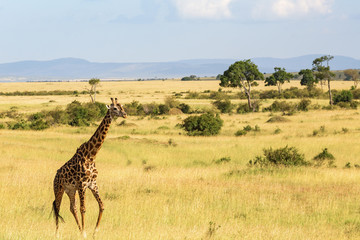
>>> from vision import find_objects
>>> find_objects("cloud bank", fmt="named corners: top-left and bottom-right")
top-left (173, 0), bottom-right (233, 19)
top-left (253, 0), bottom-right (334, 19)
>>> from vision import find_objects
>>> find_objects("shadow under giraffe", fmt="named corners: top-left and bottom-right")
top-left (52, 97), bottom-right (127, 238)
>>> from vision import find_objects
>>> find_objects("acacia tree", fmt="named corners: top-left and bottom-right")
top-left (299, 69), bottom-right (317, 89)
top-left (312, 55), bottom-right (335, 105)
top-left (344, 69), bottom-right (360, 88)
top-left (88, 78), bottom-right (100, 103)
top-left (264, 67), bottom-right (293, 94)
top-left (219, 60), bottom-right (264, 111)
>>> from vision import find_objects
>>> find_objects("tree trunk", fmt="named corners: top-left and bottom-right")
top-left (242, 80), bottom-right (253, 111)
top-left (277, 83), bottom-right (282, 94)
top-left (94, 85), bottom-right (97, 102)
top-left (328, 79), bottom-right (333, 106)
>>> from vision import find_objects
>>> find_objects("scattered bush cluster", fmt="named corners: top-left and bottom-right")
top-left (249, 146), bottom-right (309, 167)
top-left (2, 101), bottom-right (107, 130)
top-left (0, 90), bottom-right (92, 96)
top-left (124, 97), bottom-right (191, 116)
top-left (235, 125), bottom-right (260, 136)
top-left (263, 99), bottom-right (312, 113)
top-left (248, 146), bottom-right (340, 168)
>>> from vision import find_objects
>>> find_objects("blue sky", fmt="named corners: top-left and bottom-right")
top-left (0, 0), bottom-right (359, 63)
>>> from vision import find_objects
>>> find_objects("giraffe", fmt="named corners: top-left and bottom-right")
top-left (52, 97), bottom-right (127, 238)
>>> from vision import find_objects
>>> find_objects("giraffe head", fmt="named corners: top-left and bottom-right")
top-left (107, 98), bottom-right (127, 119)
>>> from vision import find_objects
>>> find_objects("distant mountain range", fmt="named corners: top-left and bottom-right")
top-left (0, 55), bottom-right (359, 82)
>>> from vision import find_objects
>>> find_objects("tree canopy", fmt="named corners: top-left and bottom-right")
top-left (299, 69), bottom-right (317, 89)
top-left (88, 78), bottom-right (100, 103)
top-left (265, 67), bottom-right (293, 94)
top-left (312, 55), bottom-right (335, 105)
top-left (219, 59), bottom-right (264, 111)
top-left (344, 69), bottom-right (360, 88)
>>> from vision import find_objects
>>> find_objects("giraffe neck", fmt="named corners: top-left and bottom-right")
top-left (84, 110), bottom-right (112, 159)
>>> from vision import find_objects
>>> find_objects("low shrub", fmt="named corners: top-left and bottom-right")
top-left (213, 99), bottom-right (234, 113)
top-left (7, 119), bottom-right (30, 130)
top-left (297, 99), bottom-right (311, 111)
top-left (334, 90), bottom-right (353, 104)
top-left (249, 146), bottom-right (308, 167)
top-left (66, 101), bottom-right (107, 126)
top-left (264, 101), bottom-right (295, 112)
top-left (351, 88), bottom-right (360, 99)
top-left (179, 103), bottom-right (191, 113)
top-left (214, 157), bottom-right (231, 164)
top-left (235, 129), bottom-right (248, 136)
top-left (124, 101), bottom-right (145, 116)
top-left (235, 124), bottom-right (258, 136)
top-left (266, 116), bottom-right (290, 123)
top-left (313, 148), bottom-right (335, 167)
top-left (181, 113), bottom-right (223, 136)
top-left (29, 119), bottom-right (49, 130)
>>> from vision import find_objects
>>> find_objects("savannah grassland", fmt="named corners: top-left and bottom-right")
top-left (1, 80), bottom-right (360, 240)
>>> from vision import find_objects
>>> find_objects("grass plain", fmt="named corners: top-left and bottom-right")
top-left (1, 80), bottom-right (360, 239)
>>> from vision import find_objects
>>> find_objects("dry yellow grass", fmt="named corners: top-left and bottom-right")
top-left (1, 80), bottom-right (360, 239)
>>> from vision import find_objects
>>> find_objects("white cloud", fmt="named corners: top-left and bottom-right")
top-left (173, 0), bottom-right (233, 20)
top-left (253, 0), bottom-right (334, 19)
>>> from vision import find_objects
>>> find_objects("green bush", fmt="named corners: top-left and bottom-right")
top-left (46, 107), bottom-right (69, 125)
top-left (313, 148), bottom-right (335, 167)
top-left (179, 103), bottom-right (191, 113)
top-left (297, 99), bottom-right (311, 111)
top-left (182, 113), bottom-right (223, 136)
top-left (351, 88), bottom-right (360, 99)
top-left (7, 119), bottom-right (30, 130)
top-left (213, 99), bottom-right (234, 113)
top-left (259, 90), bottom-right (279, 99)
top-left (65, 101), bottom-right (107, 126)
top-left (235, 129), bottom-right (248, 136)
top-left (249, 146), bottom-right (308, 167)
top-left (264, 101), bottom-right (295, 112)
top-left (334, 90), bottom-right (353, 104)
top-left (158, 104), bottom-right (170, 115)
top-left (29, 119), bottom-right (49, 130)
top-left (124, 101), bottom-right (145, 116)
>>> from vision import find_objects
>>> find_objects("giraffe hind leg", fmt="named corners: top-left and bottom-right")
top-left (53, 186), bottom-right (65, 237)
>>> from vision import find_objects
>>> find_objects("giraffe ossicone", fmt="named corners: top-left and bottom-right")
top-left (52, 98), bottom-right (127, 237)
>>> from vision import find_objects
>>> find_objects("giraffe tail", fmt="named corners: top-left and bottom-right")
top-left (52, 200), bottom-right (65, 223)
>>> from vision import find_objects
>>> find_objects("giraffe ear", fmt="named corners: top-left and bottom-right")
top-left (106, 105), bottom-right (110, 109)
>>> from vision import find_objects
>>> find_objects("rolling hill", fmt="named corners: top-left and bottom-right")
top-left (0, 55), bottom-right (359, 82)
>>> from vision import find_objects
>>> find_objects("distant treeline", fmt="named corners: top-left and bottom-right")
top-left (0, 90), bottom-right (98, 96)
top-left (181, 87), bottom-right (360, 100)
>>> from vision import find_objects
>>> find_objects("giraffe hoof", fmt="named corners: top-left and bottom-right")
top-left (93, 227), bottom-right (99, 237)
top-left (82, 231), bottom-right (87, 238)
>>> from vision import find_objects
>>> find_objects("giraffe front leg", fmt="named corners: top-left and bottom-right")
top-left (89, 183), bottom-right (104, 235)
top-left (78, 187), bottom-right (87, 238)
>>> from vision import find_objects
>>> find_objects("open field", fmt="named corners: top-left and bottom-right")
top-left (1, 80), bottom-right (360, 239)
